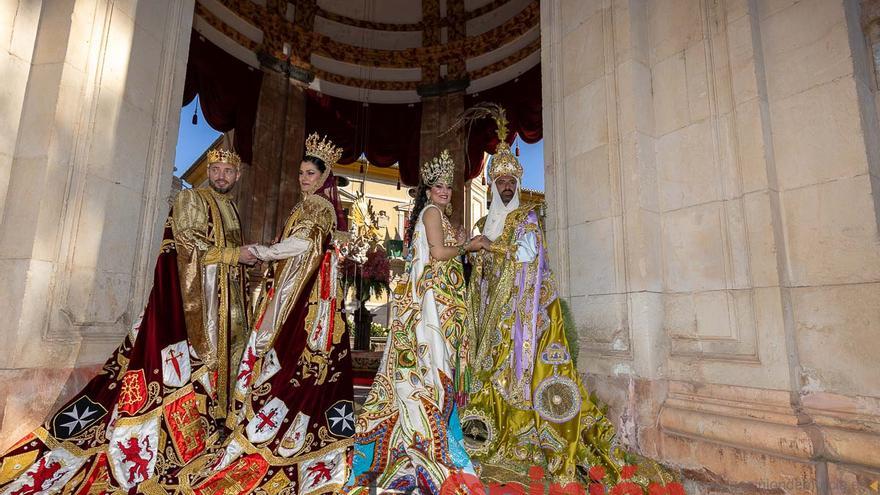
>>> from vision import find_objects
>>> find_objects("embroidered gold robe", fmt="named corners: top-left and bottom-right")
top-left (461, 205), bottom-right (625, 485)
top-left (172, 187), bottom-right (249, 419)
top-left (157, 193), bottom-right (354, 495)
top-left (0, 187), bottom-right (249, 494)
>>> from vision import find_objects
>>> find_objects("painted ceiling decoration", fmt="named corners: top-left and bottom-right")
top-left (193, 0), bottom-right (541, 103)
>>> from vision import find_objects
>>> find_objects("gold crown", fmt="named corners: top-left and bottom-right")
top-left (207, 148), bottom-right (241, 167)
top-left (305, 132), bottom-right (343, 166)
top-left (421, 149), bottom-right (455, 186)
top-left (489, 141), bottom-right (523, 182)
top-left (485, 106), bottom-right (523, 182)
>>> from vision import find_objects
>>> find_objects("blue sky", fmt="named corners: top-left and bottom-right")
top-left (174, 99), bottom-right (545, 191)
top-left (507, 136), bottom-right (544, 191)
top-left (174, 98), bottom-right (221, 176)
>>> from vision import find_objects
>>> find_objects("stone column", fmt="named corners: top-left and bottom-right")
top-left (0, 0), bottom-right (194, 449)
top-left (235, 69), bottom-right (307, 247)
top-left (544, 0), bottom-right (880, 492)
top-left (419, 93), bottom-right (467, 227)
top-left (542, 0), bottom-right (667, 455)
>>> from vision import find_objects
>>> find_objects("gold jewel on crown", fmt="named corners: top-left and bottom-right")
top-left (487, 107), bottom-right (523, 183)
top-left (305, 132), bottom-right (343, 166)
top-left (207, 148), bottom-right (241, 167)
top-left (421, 149), bottom-right (455, 186)
top-left (488, 141), bottom-right (523, 182)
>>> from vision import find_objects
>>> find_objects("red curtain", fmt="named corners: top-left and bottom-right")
top-left (463, 63), bottom-right (543, 180)
top-left (301, 65), bottom-right (540, 186)
top-left (305, 91), bottom-right (423, 186)
top-left (183, 32), bottom-right (263, 164)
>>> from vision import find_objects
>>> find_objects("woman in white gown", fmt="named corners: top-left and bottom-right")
top-left (344, 150), bottom-right (489, 494)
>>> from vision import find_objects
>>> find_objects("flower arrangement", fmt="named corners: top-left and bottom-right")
top-left (370, 321), bottom-right (390, 337)
top-left (346, 316), bottom-right (390, 338)
top-left (340, 194), bottom-right (393, 350)
top-left (342, 247), bottom-right (390, 301)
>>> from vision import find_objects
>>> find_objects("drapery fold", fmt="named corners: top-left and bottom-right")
top-left (183, 31), bottom-right (540, 184)
top-left (183, 32), bottom-right (263, 163)
top-left (305, 91), bottom-right (423, 186)
top-left (463, 64), bottom-right (543, 180)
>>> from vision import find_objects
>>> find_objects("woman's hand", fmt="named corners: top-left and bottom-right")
top-left (239, 245), bottom-right (259, 265)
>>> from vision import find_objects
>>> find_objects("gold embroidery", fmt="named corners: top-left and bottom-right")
top-left (250, 195), bottom-right (335, 353)
top-left (170, 187), bottom-right (247, 420)
top-left (0, 450), bottom-right (39, 484)
top-left (298, 347), bottom-right (330, 385)
top-left (260, 469), bottom-right (292, 495)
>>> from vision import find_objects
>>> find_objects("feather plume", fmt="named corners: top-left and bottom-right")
top-left (442, 102), bottom-right (509, 142)
top-left (441, 102), bottom-right (510, 174)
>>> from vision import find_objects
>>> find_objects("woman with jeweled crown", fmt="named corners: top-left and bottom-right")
top-left (343, 150), bottom-right (489, 494)
top-left (154, 133), bottom-right (356, 494)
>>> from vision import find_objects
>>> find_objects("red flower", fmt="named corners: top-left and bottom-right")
top-left (647, 482), bottom-right (686, 495)
top-left (588, 465), bottom-right (606, 481)
top-left (342, 248), bottom-right (391, 300)
top-left (620, 465), bottom-right (637, 479)
top-left (609, 482), bottom-right (643, 495)
top-left (362, 250), bottom-right (390, 283)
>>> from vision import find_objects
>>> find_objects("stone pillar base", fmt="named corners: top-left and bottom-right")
top-left (585, 375), bottom-right (880, 494)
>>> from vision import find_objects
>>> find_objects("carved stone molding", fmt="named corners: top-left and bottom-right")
top-left (44, 0), bottom-right (195, 343)
top-left (660, 381), bottom-right (813, 459)
top-left (801, 391), bottom-right (880, 468)
top-left (658, 381), bottom-right (880, 486)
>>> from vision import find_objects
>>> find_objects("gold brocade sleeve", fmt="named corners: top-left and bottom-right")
top-left (171, 189), bottom-right (209, 360)
top-left (487, 241), bottom-right (516, 257)
top-left (475, 216), bottom-right (487, 232)
top-left (284, 196), bottom-right (335, 241)
top-left (173, 190), bottom-right (240, 267)
top-left (172, 189), bottom-right (212, 253)
top-left (473, 215), bottom-right (513, 257)
top-left (171, 188), bottom-right (240, 363)
top-left (203, 246), bottom-right (240, 266)
top-left (250, 195), bottom-right (336, 344)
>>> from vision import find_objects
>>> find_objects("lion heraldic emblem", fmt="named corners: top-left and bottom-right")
top-left (116, 437), bottom-right (154, 484)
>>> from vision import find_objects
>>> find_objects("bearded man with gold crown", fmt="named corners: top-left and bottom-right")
top-left (344, 150), bottom-right (488, 495)
top-left (458, 104), bottom-right (632, 487)
top-left (0, 148), bottom-right (257, 494)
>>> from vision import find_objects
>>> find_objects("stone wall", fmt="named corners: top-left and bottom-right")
top-left (542, 0), bottom-right (880, 493)
top-left (0, 0), bottom-right (194, 449)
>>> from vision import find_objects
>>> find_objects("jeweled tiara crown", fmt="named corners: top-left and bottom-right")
top-left (207, 148), bottom-right (241, 167)
top-left (488, 141), bottom-right (523, 183)
top-left (421, 149), bottom-right (455, 186)
top-left (482, 105), bottom-right (523, 182)
top-left (305, 132), bottom-right (343, 166)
